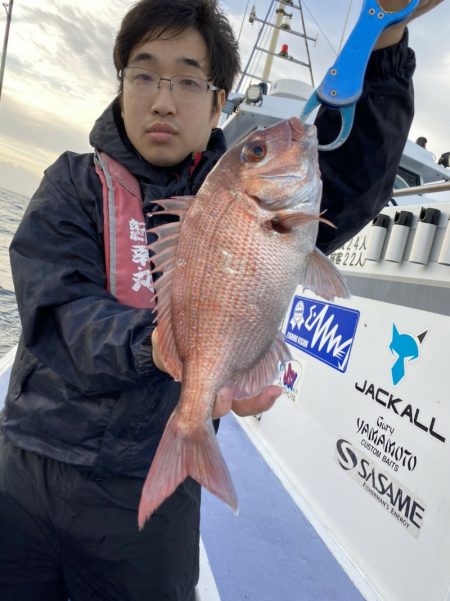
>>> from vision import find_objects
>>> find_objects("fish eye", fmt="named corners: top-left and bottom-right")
top-left (242, 141), bottom-right (267, 162)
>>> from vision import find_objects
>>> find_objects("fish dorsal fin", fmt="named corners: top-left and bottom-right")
top-left (148, 196), bottom-right (195, 381)
top-left (227, 333), bottom-right (291, 399)
top-left (151, 197), bottom-right (194, 212)
top-left (304, 248), bottom-right (350, 300)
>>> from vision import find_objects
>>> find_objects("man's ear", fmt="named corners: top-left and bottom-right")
top-left (211, 89), bottom-right (226, 127)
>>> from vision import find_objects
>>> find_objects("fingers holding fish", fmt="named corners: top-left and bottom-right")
top-left (213, 384), bottom-right (283, 419)
top-left (378, 0), bottom-right (444, 18)
top-left (151, 327), bottom-right (169, 373)
top-left (375, 0), bottom-right (445, 49)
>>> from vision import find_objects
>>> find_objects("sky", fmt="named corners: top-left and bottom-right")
top-left (0, 0), bottom-right (449, 197)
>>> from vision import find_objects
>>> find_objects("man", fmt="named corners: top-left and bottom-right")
top-left (416, 136), bottom-right (428, 148)
top-left (0, 0), bottom-right (444, 599)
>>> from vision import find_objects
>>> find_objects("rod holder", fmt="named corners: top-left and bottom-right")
top-left (409, 207), bottom-right (441, 265)
top-left (365, 213), bottom-right (390, 261)
top-left (438, 216), bottom-right (450, 265)
top-left (384, 210), bottom-right (413, 263)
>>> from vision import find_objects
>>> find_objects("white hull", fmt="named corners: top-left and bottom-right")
top-left (237, 201), bottom-right (450, 600)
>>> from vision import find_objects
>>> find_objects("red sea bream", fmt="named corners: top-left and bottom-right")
top-left (138, 117), bottom-right (349, 528)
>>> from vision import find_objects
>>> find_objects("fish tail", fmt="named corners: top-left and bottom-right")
top-left (138, 411), bottom-right (238, 529)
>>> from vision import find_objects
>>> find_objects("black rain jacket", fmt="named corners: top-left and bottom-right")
top-left (1, 33), bottom-right (415, 478)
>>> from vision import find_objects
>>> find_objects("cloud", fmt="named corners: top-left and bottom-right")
top-left (0, 0), bottom-right (126, 193)
top-left (0, 161), bottom-right (40, 198)
top-left (407, 17), bottom-right (450, 159)
top-left (7, 2), bottom-right (117, 98)
top-left (1, 0), bottom-right (449, 197)
top-left (0, 92), bottom-right (91, 157)
top-left (0, 91), bottom-right (96, 195)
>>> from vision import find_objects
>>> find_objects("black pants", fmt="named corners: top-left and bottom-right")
top-left (0, 433), bottom-right (200, 601)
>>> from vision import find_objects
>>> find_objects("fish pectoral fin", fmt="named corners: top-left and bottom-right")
top-left (270, 211), bottom-right (319, 232)
top-left (227, 333), bottom-right (291, 399)
top-left (138, 411), bottom-right (238, 529)
top-left (304, 248), bottom-right (350, 300)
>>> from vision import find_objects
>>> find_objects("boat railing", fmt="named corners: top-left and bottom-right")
top-left (0, 344), bottom-right (16, 409)
top-left (392, 180), bottom-right (450, 198)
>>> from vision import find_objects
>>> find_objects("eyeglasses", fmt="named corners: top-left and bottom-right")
top-left (120, 67), bottom-right (219, 102)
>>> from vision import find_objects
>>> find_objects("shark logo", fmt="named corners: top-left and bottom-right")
top-left (389, 324), bottom-right (427, 386)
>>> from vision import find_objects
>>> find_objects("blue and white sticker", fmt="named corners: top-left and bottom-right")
top-left (284, 295), bottom-right (360, 372)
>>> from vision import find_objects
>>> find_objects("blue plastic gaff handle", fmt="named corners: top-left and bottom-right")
top-left (318, 0), bottom-right (420, 106)
top-left (301, 0), bottom-right (420, 150)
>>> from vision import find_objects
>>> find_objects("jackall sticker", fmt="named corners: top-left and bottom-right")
top-left (284, 295), bottom-right (359, 372)
top-left (335, 439), bottom-right (426, 538)
top-left (354, 380), bottom-right (446, 444)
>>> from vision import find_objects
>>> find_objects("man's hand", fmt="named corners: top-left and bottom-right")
top-left (213, 385), bottom-right (283, 419)
top-left (375, 0), bottom-right (444, 49)
top-left (151, 328), bottom-right (169, 373)
top-left (152, 327), bottom-right (283, 418)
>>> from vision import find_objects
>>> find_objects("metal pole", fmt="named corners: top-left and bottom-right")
top-left (261, 2), bottom-right (285, 82)
top-left (237, 1), bottom-right (275, 92)
top-left (298, 0), bottom-right (314, 87)
top-left (392, 180), bottom-right (450, 197)
top-left (0, 0), bottom-right (14, 102)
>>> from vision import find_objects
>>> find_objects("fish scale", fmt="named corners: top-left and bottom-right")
top-left (138, 117), bottom-right (350, 529)
top-left (177, 206), bottom-right (277, 375)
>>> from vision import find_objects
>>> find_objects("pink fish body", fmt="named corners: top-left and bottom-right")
top-left (138, 117), bottom-right (348, 528)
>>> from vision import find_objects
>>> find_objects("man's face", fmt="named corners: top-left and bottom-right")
top-left (121, 28), bottom-right (226, 167)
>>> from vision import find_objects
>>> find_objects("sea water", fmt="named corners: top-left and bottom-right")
top-left (0, 186), bottom-right (28, 358)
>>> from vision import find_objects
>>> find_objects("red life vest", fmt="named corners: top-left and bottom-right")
top-left (94, 151), bottom-right (156, 309)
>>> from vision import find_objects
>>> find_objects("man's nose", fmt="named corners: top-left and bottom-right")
top-left (150, 80), bottom-right (176, 114)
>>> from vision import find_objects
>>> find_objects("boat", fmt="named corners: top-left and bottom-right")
top-left (1, 2), bottom-right (449, 599)
top-left (212, 2), bottom-right (450, 600)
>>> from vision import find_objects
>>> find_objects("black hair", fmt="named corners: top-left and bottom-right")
top-left (113, 0), bottom-right (240, 102)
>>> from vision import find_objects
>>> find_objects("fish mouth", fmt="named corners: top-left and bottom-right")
top-left (288, 117), bottom-right (316, 143)
top-left (288, 117), bottom-right (304, 142)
